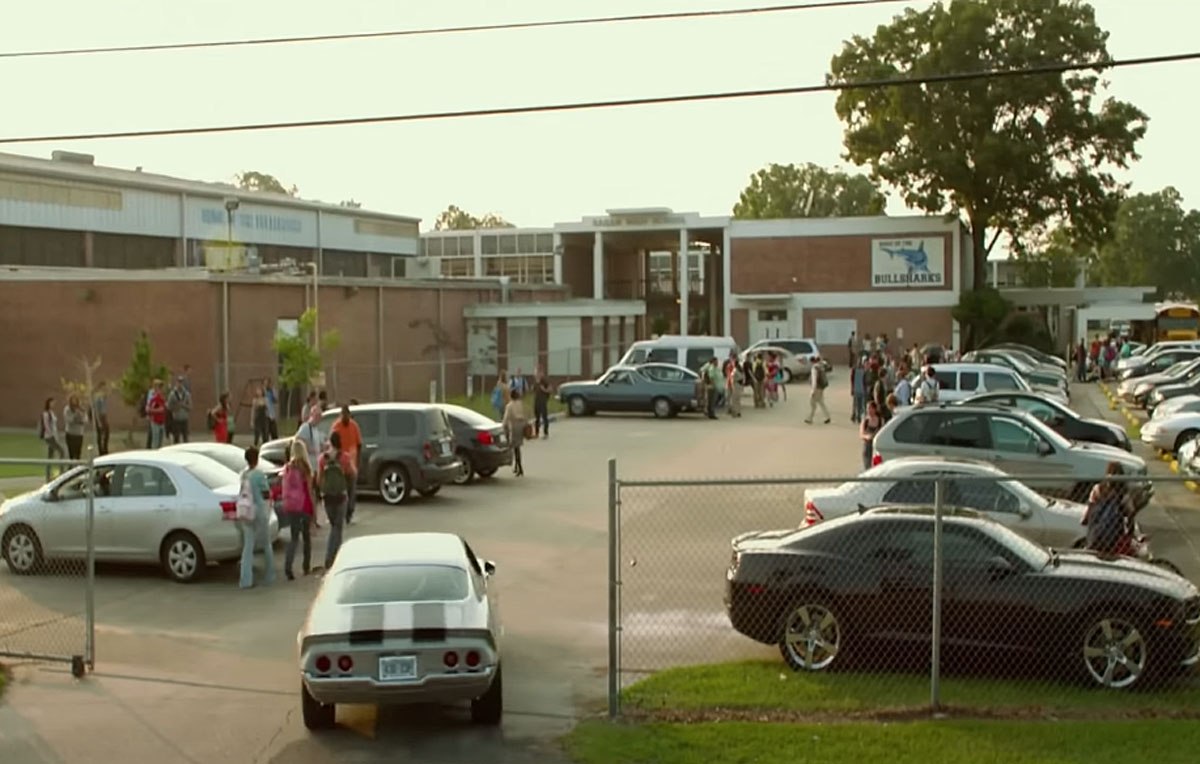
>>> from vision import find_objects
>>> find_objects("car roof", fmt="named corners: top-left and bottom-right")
top-left (629, 335), bottom-right (736, 348)
top-left (95, 449), bottom-right (211, 467)
top-left (868, 455), bottom-right (1005, 475)
top-left (335, 532), bottom-right (468, 569)
top-left (902, 402), bottom-right (1040, 419)
top-left (322, 402), bottom-right (438, 415)
top-left (929, 362), bottom-right (1017, 373)
top-left (961, 390), bottom-right (1063, 405)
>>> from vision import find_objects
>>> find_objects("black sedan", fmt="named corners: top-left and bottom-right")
top-left (1119, 349), bottom-right (1200, 383)
top-left (432, 403), bottom-right (513, 484)
top-left (1148, 377), bottom-right (1200, 414)
top-left (558, 364), bottom-right (700, 418)
top-left (959, 391), bottom-right (1131, 450)
top-left (725, 508), bottom-right (1200, 689)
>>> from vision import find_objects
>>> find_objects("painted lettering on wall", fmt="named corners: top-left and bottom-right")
top-left (201, 207), bottom-right (303, 234)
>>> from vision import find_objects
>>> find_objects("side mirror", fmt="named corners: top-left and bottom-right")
top-left (987, 555), bottom-right (1015, 579)
top-left (1037, 440), bottom-right (1053, 456)
top-left (1017, 504), bottom-right (1033, 519)
top-left (483, 560), bottom-right (497, 576)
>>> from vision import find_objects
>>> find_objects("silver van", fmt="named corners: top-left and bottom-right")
top-left (926, 363), bottom-right (1034, 402)
top-left (620, 335), bottom-right (740, 373)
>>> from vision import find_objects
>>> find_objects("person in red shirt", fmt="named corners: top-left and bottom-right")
top-left (330, 405), bottom-right (362, 524)
top-left (211, 392), bottom-right (231, 444)
top-left (147, 380), bottom-right (168, 449)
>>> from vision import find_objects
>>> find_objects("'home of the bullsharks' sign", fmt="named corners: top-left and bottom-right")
top-left (870, 238), bottom-right (946, 288)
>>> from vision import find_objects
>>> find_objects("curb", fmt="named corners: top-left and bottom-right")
top-left (1170, 460), bottom-right (1180, 474)
top-left (1187, 480), bottom-right (1200, 494)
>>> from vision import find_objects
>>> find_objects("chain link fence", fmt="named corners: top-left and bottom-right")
top-left (608, 465), bottom-right (1200, 716)
top-left (0, 455), bottom-right (95, 677)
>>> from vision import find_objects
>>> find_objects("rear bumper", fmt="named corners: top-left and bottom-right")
top-left (303, 666), bottom-right (495, 706)
top-left (413, 461), bottom-right (463, 489)
top-left (471, 448), bottom-right (513, 472)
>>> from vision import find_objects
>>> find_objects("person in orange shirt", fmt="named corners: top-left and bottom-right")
top-left (330, 405), bottom-right (362, 524)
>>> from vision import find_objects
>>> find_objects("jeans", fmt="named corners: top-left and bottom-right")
top-left (852, 393), bottom-right (865, 422)
top-left (65, 433), bottom-right (83, 461)
top-left (150, 422), bottom-right (165, 449)
top-left (44, 437), bottom-right (64, 481)
top-left (254, 410), bottom-right (269, 447)
top-left (95, 417), bottom-right (109, 456)
top-left (705, 386), bottom-right (717, 418)
top-left (172, 418), bottom-right (189, 444)
top-left (346, 479), bottom-right (358, 522)
top-left (862, 440), bottom-right (874, 471)
top-left (324, 495), bottom-right (347, 569)
top-left (268, 418), bottom-right (279, 441)
top-left (283, 512), bottom-right (311, 576)
top-left (239, 512), bottom-right (275, 589)
top-left (533, 402), bottom-right (549, 437)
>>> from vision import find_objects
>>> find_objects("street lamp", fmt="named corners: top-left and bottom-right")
top-left (223, 197), bottom-right (240, 244)
top-left (306, 261), bottom-right (319, 351)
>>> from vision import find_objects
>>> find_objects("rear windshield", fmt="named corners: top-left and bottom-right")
top-left (334, 564), bottom-right (470, 604)
top-left (184, 459), bottom-right (239, 490)
top-left (443, 405), bottom-right (496, 428)
top-left (425, 408), bottom-right (453, 436)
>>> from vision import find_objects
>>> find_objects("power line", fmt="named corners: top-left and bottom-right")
top-left (2, 51), bottom-right (1195, 145)
top-left (0, 0), bottom-right (911, 59)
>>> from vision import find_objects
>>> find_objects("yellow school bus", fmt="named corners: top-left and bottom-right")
top-left (1156, 302), bottom-right (1200, 341)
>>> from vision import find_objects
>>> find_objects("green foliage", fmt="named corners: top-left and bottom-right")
top-left (732, 162), bottom-right (886, 219)
top-left (997, 312), bottom-right (1053, 352)
top-left (433, 205), bottom-right (513, 230)
top-left (272, 309), bottom-right (340, 390)
top-left (1012, 227), bottom-right (1083, 288)
top-left (235, 170), bottom-right (297, 196)
top-left (651, 314), bottom-right (671, 336)
top-left (1093, 187), bottom-right (1200, 297)
top-left (829, 0), bottom-right (1147, 290)
top-left (952, 287), bottom-right (1012, 349)
top-left (117, 331), bottom-right (169, 410)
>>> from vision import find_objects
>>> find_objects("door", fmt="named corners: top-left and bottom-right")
top-left (939, 526), bottom-right (1036, 652)
top-left (355, 412), bottom-right (383, 485)
top-left (105, 464), bottom-right (180, 558)
top-left (750, 309), bottom-right (789, 342)
top-left (37, 467), bottom-right (93, 558)
top-left (986, 416), bottom-right (1061, 484)
top-left (594, 369), bottom-right (636, 409)
top-left (947, 477), bottom-right (1042, 541)
top-left (380, 410), bottom-right (416, 479)
top-left (865, 520), bottom-right (933, 643)
top-left (923, 412), bottom-right (991, 460)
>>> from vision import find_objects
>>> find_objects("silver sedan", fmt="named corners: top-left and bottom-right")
top-left (0, 450), bottom-right (279, 583)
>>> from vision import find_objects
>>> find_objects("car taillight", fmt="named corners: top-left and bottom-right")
top-left (872, 453), bottom-right (883, 466)
top-left (465, 651), bottom-right (481, 668)
top-left (220, 501), bottom-right (236, 520)
top-left (443, 651), bottom-right (458, 668)
top-left (476, 430), bottom-right (494, 446)
top-left (746, 584), bottom-right (766, 595)
top-left (803, 500), bottom-right (824, 526)
top-left (423, 442), bottom-right (433, 462)
top-left (314, 655), bottom-right (331, 673)
top-left (337, 655), bottom-right (354, 672)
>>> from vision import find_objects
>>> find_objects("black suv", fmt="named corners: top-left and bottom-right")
top-left (260, 403), bottom-right (462, 505)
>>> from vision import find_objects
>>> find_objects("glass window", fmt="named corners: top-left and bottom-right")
top-left (891, 414), bottom-right (929, 444)
top-left (481, 235), bottom-right (498, 255)
top-left (334, 564), bottom-right (469, 604)
top-left (55, 465), bottom-right (120, 499)
top-left (927, 414), bottom-right (987, 449)
top-left (647, 348), bottom-right (677, 364)
top-left (517, 233), bottom-right (536, 253)
top-left (1014, 398), bottom-right (1059, 423)
top-left (442, 237), bottom-right (459, 257)
top-left (385, 411), bottom-right (418, 438)
top-left (120, 465), bottom-right (177, 497)
top-left (425, 238), bottom-right (443, 257)
top-left (686, 348), bottom-right (716, 371)
top-left (758, 310), bottom-right (788, 321)
top-left (959, 372), bottom-right (979, 391)
top-left (425, 408), bottom-right (452, 437)
top-left (351, 412), bottom-right (381, 439)
top-left (940, 526), bottom-right (999, 563)
top-left (536, 233), bottom-right (554, 251)
top-left (605, 370), bottom-right (633, 385)
top-left (882, 479), bottom-right (935, 505)
top-left (933, 371), bottom-right (958, 391)
top-left (499, 235), bottom-right (517, 255)
top-left (989, 417), bottom-right (1042, 454)
top-left (951, 480), bottom-right (1021, 514)
top-left (642, 365), bottom-right (690, 383)
top-left (458, 236), bottom-right (474, 256)
top-left (984, 372), bottom-right (1020, 391)
top-left (628, 348), bottom-right (648, 364)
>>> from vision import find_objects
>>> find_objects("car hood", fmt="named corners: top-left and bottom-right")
top-left (0, 489), bottom-right (45, 520)
top-left (1047, 551), bottom-right (1199, 600)
top-left (1071, 441), bottom-right (1144, 468)
top-left (1153, 382), bottom-right (1199, 398)
top-left (559, 380), bottom-right (602, 394)
top-left (1145, 412), bottom-right (1200, 431)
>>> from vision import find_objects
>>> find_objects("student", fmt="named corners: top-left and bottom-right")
top-left (167, 376), bottom-right (192, 444)
top-left (860, 400), bottom-right (883, 470)
top-left (280, 440), bottom-right (314, 580)
top-left (237, 446), bottom-right (275, 590)
top-left (62, 395), bottom-right (87, 461)
top-left (532, 370), bottom-right (552, 438)
top-left (146, 380), bottom-right (168, 449)
top-left (804, 355), bottom-right (831, 425)
top-left (39, 397), bottom-right (64, 482)
top-left (503, 390), bottom-right (528, 476)
top-left (318, 432), bottom-right (354, 569)
top-left (330, 405), bottom-right (362, 524)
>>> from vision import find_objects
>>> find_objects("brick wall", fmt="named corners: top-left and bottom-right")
top-left (802, 306), bottom-right (954, 361)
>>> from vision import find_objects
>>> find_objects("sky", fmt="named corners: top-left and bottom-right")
top-left (2, 0), bottom-right (1198, 230)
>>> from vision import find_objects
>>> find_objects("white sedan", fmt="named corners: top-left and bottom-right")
top-left (297, 532), bottom-right (502, 730)
top-left (0, 450), bottom-right (279, 583)
top-left (1140, 411), bottom-right (1200, 453)
top-left (801, 456), bottom-right (1087, 548)
top-left (1151, 394), bottom-right (1200, 420)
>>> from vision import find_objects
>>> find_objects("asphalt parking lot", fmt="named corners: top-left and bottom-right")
top-left (2, 380), bottom-right (1198, 764)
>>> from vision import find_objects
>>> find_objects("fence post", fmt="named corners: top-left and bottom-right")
top-left (607, 457), bottom-right (619, 718)
top-left (930, 477), bottom-right (944, 711)
top-left (84, 445), bottom-right (96, 673)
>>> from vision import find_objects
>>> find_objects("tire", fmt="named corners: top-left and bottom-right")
top-left (160, 531), bottom-right (206, 583)
top-left (301, 682), bottom-right (336, 730)
top-left (652, 397), bottom-right (673, 419)
top-left (476, 468), bottom-right (498, 479)
top-left (1175, 430), bottom-right (1198, 454)
top-left (1150, 557), bottom-right (1185, 577)
top-left (470, 664), bottom-right (503, 725)
top-left (1078, 612), bottom-right (1150, 689)
top-left (568, 396), bottom-right (588, 417)
top-left (378, 464), bottom-right (411, 505)
top-left (453, 451), bottom-right (475, 486)
top-left (417, 484), bottom-right (442, 498)
top-left (778, 599), bottom-right (844, 672)
top-left (2, 524), bottom-right (43, 575)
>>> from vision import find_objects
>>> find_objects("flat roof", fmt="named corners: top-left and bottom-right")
top-left (0, 150), bottom-right (420, 225)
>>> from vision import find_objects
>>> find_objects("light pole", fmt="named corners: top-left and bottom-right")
top-left (223, 197), bottom-right (240, 245)
top-left (307, 261), bottom-right (319, 351)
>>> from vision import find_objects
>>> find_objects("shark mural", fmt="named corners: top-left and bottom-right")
top-left (871, 238), bottom-right (945, 287)
top-left (880, 242), bottom-right (930, 273)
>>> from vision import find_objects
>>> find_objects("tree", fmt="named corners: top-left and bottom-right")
top-left (1093, 188), bottom-right (1200, 297)
top-left (272, 309), bottom-right (341, 414)
top-left (829, 0), bottom-right (1147, 307)
top-left (1012, 226), bottom-right (1083, 288)
top-left (433, 205), bottom-right (514, 230)
top-left (235, 171), bottom-right (298, 196)
top-left (951, 287), bottom-right (1012, 349)
top-left (732, 162), bottom-right (886, 219)
top-left (118, 332), bottom-right (169, 442)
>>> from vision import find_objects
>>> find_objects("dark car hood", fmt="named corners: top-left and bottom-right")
top-left (1081, 417), bottom-right (1125, 437)
top-left (559, 380), bottom-right (602, 394)
top-left (1047, 551), bottom-right (1198, 599)
top-left (732, 528), bottom-right (797, 551)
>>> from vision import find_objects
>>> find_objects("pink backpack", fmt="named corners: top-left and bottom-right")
top-left (281, 465), bottom-right (308, 514)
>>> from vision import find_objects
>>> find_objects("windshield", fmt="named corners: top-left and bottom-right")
top-left (333, 564), bottom-right (470, 604)
top-left (442, 404), bottom-right (496, 428)
top-left (978, 522), bottom-right (1052, 567)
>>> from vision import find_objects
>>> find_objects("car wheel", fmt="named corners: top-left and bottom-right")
top-left (470, 664), bottom-right (503, 725)
top-left (778, 600), bottom-right (843, 672)
top-left (454, 451), bottom-right (475, 485)
top-left (2, 525), bottom-right (43, 575)
top-left (161, 531), bottom-right (206, 583)
top-left (652, 397), bottom-right (673, 419)
top-left (476, 468), bottom-right (498, 479)
top-left (1080, 613), bottom-right (1149, 689)
top-left (1174, 430), bottom-right (1198, 453)
top-left (568, 395), bottom-right (588, 417)
top-left (301, 682), bottom-right (336, 730)
top-left (417, 484), bottom-right (442, 498)
top-left (378, 464), bottom-right (411, 505)
top-left (782, 368), bottom-right (794, 384)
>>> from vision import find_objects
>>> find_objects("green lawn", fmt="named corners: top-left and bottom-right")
top-left (565, 719), bottom-right (1200, 764)
top-left (621, 660), bottom-right (1200, 714)
top-left (443, 393), bottom-right (565, 420)
top-left (0, 432), bottom-right (50, 478)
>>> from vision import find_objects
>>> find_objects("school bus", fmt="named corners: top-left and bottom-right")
top-left (1156, 302), bottom-right (1200, 341)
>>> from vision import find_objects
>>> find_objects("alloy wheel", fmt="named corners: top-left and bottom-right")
top-left (781, 603), bottom-right (840, 671)
top-left (5, 531), bottom-right (38, 572)
top-left (1082, 616), bottom-right (1147, 688)
top-left (167, 538), bottom-right (199, 581)
top-left (653, 398), bottom-right (672, 419)
top-left (569, 396), bottom-right (587, 416)
top-left (381, 468), bottom-right (409, 504)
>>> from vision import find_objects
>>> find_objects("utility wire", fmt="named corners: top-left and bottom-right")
top-left (0, 0), bottom-right (911, 59)
top-left (2, 51), bottom-right (1195, 145)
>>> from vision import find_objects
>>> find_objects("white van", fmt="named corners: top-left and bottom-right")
top-left (926, 363), bottom-right (1032, 402)
top-left (620, 335), bottom-right (740, 373)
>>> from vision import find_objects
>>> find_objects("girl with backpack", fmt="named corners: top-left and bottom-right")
top-left (280, 440), bottom-right (315, 580)
top-left (317, 431), bottom-right (354, 570)
top-left (1082, 462), bottom-right (1135, 555)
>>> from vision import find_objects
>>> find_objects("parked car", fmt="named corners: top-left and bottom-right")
top-left (925, 363), bottom-right (1035, 403)
top-left (1118, 349), bottom-right (1200, 384)
top-left (959, 391), bottom-right (1130, 450)
top-left (1151, 394), bottom-right (1200, 420)
top-left (297, 532), bottom-right (502, 730)
top-left (745, 337), bottom-right (820, 359)
top-left (0, 450), bottom-right (279, 583)
top-left (800, 456), bottom-right (1088, 548)
top-left (738, 345), bottom-right (829, 383)
top-left (162, 441), bottom-right (283, 481)
top-left (619, 335), bottom-right (739, 373)
top-left (1117, 344), bottom-right (1200, 375)
top-left (724, 508), bottom-right (1200, 688)
top-left (988, 343), bottom-right (1069, 372)
top-left (259, 403), bottom-right (462, 506)
top-left (961, 350), bottom-right (1068, 394)
top-left (559, 364), bottom-right (699, 418)
top-left (1178, 436), bottom-right (1200, 478)
top-left (1120, 358), bottom-right (1200, 403)
top-left (430, 404), bottom-right (512, 485)
top-left (1140, 411), bottom-right (1200, 453)
top-left (872, 403), bottom-right (1151, 506)
top-left (1148, 375), bottom-right (1200, 413)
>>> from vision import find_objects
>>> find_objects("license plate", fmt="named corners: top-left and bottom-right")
top-left (439, 441), bottom-right (452, 456)
top-left (379, 655), bottom-right (418, 682)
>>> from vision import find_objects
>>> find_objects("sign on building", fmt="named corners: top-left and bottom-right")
top-left (870, 238), bottom-right (946, 288)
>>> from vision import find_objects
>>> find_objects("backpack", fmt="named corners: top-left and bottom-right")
top-left (816, 366), bottom-right (829, 390)
top-left (235, 473), bottom-right (256, 522)
top-left (281, 464), bottom-right (309, 514)
top-left (1086, 494), bottom-right (1126, 552)
top-left (321, 454), bottom-right (348, 497)
top-left (206, 408), bottom-right (218, 430)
